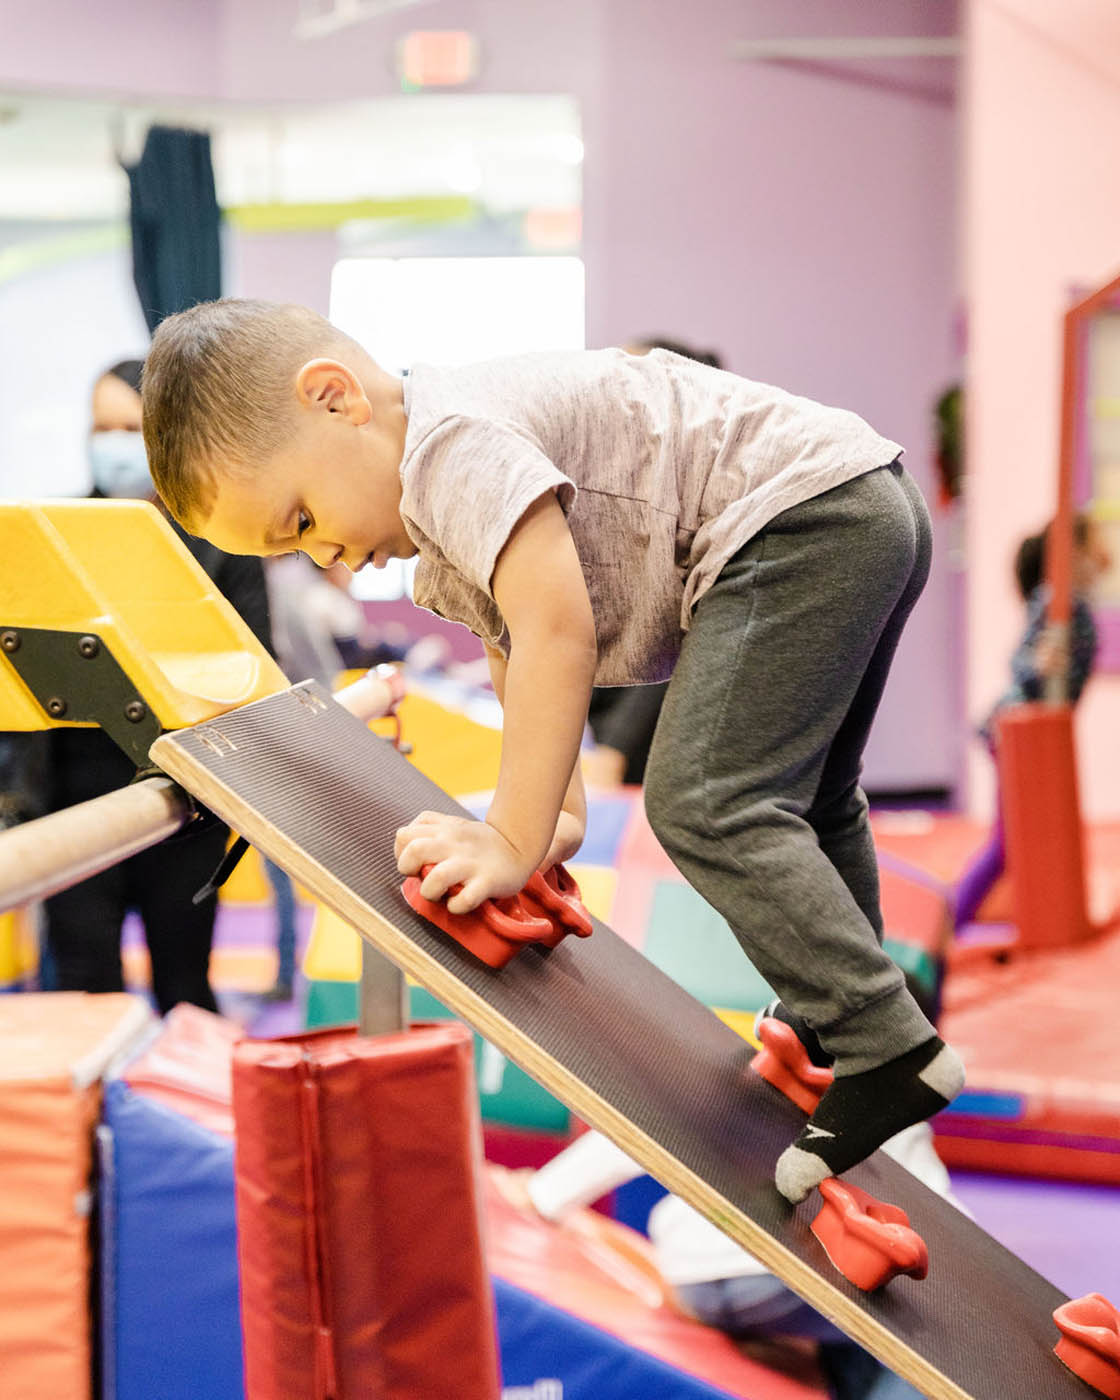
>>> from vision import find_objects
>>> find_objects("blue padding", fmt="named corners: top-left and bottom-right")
top-left (101, 1080), bottom-right (243, 1400)
top-left (613, 1174), bottom-right (670, 1237)
top-left (101, 1083), bottom-right (738, 1400)
top-left (578, 794), bottom-right (638, 867)
top-left (494, 1278), bottom-right (737, 1399)
top-left (939, 1090), bottom-right (1025, 1121)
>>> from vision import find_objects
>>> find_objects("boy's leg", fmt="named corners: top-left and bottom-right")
top-left (646, 463), bottom-right (932, 1069)
top-left (645, 464), bottom-right (961, 1199)
top-left (806, 466), bottom-right (931, 940)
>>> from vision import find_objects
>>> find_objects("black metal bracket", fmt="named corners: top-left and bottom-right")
top-left (0, 626), bottom-right (163, 766)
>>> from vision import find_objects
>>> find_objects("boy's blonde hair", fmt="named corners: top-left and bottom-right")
top-left (141, 298), bottom-right (358, 529)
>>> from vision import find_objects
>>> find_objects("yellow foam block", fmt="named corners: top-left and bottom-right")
top-left (373, 690), bottom-right (502, 795)
top-left (714, 1006), bottom-right (762, 1048)
top-left (566, 865), bottom-right (615, 923)
top-left (218, 842), bottom-right (273, 905)
top-left (124, 944), bottom-right (279, 995)
top-left (0, 906), bottom-right (37, 985)
top-left (303, 904), bottom-right (364, 982)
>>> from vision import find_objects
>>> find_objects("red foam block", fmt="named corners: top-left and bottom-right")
top-left (750, 1017), bottom-right (834, 1113)
top-left (811, 1177), bottom-right (929, 1292)
top-left (1053, 1293), bottom-right (1120, 1399)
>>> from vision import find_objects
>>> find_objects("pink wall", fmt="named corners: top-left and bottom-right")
top-left (0, 0), bottom-right (221, 98)
top-left (217, 0), bottom-right (963, 792)
top-left (964, 0), bottom-right (1120, 818)
top-left (1, 0), bottom-right (962, 792)
top-left (227, 231), bottom-right (337, 316)
top-left (591, 1), bottom-right (961, 790)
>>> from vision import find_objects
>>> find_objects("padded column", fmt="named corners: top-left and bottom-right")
top-left (232, 1022), bottom-right (500, 1400)
top-left (997, 703), bottom-right (1091, 949)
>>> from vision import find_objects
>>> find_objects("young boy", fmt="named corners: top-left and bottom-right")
top-left (142, 298), bottom-right (964, 1203)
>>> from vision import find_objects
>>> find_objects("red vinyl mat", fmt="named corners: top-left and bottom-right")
top-left (872, 812), bottom-right (1120, 1182)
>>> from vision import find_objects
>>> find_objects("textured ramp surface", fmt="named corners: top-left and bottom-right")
top-left (152, 684), bottom-right (1086, 1400)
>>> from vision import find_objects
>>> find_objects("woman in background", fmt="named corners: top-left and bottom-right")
top-left (43, 359), bottom-right (273, 1014)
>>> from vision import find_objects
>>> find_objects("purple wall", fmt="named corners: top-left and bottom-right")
top-left (2, 0), bottom-right (961, 790)
top-left (0, 0), bottom-right (221, 97)
top-left (591, 1), bottom-right (961, 790)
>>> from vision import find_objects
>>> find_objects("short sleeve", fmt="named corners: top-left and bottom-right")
top-left (400, 415), bottom-right (576, 597)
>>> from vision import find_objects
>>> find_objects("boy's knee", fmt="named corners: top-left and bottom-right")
top-left (643, 766), bottom-right (682, 852)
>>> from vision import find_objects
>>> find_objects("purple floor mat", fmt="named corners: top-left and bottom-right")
top-left (951, 1170), bottom-right (1120, 1301)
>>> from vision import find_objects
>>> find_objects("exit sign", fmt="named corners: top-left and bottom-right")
top-left (397, 31), bottom-right (478, 88)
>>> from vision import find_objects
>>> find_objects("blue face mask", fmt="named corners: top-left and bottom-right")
top-left (89, 430), bottom-right (153, 499)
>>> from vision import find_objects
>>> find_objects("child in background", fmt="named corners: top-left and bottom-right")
top-left (514, 1117), bottom-right (963, 1400)
top-left (954, 514), bottom-right (1109, 929)
top-left (47, 357), bottom-right (273, 1015)
top-left (141, 298), bottom-right (964, 1202)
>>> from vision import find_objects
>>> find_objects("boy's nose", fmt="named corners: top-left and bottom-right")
top-left (307, 541), bottom-right (343, 569)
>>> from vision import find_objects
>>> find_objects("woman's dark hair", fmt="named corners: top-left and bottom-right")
top-left (101, 358), bottom-right (145, 395)
top-left (1014, 514), bottom-right (1090, 600)
top-left (631, 337), bottom-right (724, 370)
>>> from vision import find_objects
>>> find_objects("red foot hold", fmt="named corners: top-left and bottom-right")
top-left (751, 1018), bottom-right (834, 1113)
top-left (811, 1177), bottom-right (929, 1292)
top-left (401, 863), bottom-right (593, 969)
top-left (1053, 1294), bottom-right (1120, 1399)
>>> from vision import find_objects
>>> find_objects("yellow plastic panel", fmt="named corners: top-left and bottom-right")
top-left (0, 500), bottom-right (287, 732)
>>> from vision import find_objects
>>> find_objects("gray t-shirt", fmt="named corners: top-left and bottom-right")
top-left (399, 348), bottom-right (901, 685)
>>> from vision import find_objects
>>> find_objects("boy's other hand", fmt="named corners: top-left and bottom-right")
top-left (395, 810), bottom-right (536, 914)
top-left (541, 809), bottom-right (584, 871)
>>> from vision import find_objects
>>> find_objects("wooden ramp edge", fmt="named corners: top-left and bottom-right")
top-left (151, 684), bottom-right (1086, 1400)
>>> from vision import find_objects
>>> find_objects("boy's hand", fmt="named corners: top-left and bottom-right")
top-left (395, 811), bottom-right (537, 915)
top-left (541, 809), bottom-right (584, 871)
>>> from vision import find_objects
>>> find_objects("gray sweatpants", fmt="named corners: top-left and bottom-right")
top-left (644, 462), bottom-right (934, 1074)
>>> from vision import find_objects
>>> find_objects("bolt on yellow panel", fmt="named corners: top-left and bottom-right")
top-left (0, 500), bottom-right (287, 733)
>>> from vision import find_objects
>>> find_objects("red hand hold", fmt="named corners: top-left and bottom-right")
top-left (751, 1017), bottom-right (834, 1113)
top-left (402, 865), bottom-right (552, 968)
top-left (811, 1177), bottom-right (929, 1292)
top-left (520, 864), bottom-right (594, 946)
top-left (401, 863), bottom-right (594, 968)
top-left (1053, 1294), bottom-right (1120, 1399)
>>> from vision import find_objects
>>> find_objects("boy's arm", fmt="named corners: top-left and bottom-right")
top-left (396, 492), bottom-right (596, 912)
top-left (486, 643), bottom-right (587, 870)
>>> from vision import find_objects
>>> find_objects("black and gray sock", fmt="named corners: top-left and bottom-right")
top-left (774, 1036), bottom-right (965, 1203)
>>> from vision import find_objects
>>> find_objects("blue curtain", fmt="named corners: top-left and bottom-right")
top-left (125, 125), bottom-right (222, 334)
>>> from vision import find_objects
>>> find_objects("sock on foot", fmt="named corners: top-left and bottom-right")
top-left (754, 998), bottom-right (834, 1070)
top-left (774, 1036), bottom-right (965, 1204)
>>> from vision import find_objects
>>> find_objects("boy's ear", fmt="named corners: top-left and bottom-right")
top-left (295, 359), bottom-right (372, 426)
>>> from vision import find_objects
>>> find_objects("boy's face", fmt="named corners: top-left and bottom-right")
top-left (198, 364), bottom-right (417, 573)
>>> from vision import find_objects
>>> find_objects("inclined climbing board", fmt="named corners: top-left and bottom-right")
top-left (151, 682), bottom-right (1093, 1400)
